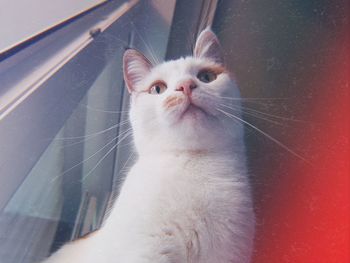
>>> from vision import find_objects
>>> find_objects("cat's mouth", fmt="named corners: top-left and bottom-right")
top-left (185, 103), bottom-right (207, 115)
top-left (180, 102), bottom-right (210, 119)
top-left (163, 95), bottom-right (213, 122)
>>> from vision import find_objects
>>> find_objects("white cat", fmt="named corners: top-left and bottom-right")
top-left (43, 29), bottom-right (255, 263)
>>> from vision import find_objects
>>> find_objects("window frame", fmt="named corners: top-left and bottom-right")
top-left (0, 0), bottom-right (138, 211)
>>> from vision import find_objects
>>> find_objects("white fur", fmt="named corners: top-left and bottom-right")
top-left (43, 31), bottom-right (255, 263)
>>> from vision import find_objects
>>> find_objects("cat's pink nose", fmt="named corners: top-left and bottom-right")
top-left (175, 79), bottom-right (197, 95)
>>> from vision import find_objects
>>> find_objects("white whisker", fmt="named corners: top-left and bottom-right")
top-left (54, 120), bottom-right (129, 142)
top-left (82, 131), bottom-right (132, 180)
top-left (220, 103), bottom-right (286, 127)
top-left (120, 152), bottom-right (135, 173)
top-left (216, 107), bottom-right (310, 164)
top-left (240, 105), bottom-right (308, 123)
top-left (131, 22), bottom-right (160, 65)
top-left (78, 103), bottom-right (129, 114)
top-left (218, 96), bottom-right (287, 101)
top-left (220, 102), bottom-right (309, 123)
top-left (49, 128), bottom-right (132, 184)
top-left (99, 32), bottom-right (129, 46)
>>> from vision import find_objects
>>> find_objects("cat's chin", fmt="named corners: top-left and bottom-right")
top-left (180, 104), bottom-right (208, 119)
top-left (165, 103), bottom-right (216, 131)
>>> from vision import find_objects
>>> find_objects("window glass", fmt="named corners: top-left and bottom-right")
top-left (1, 34), bottom-right (127, 263)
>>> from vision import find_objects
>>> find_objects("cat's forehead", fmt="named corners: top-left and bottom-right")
top-left (143, 56), bottom-right (225, 86)
top-left (151, 57), bottom-right (207, 75)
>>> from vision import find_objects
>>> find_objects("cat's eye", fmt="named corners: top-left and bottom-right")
top-left (149, 82), bottom-right (167, 95)
top-left (197, 70), bottom-right (217, 83)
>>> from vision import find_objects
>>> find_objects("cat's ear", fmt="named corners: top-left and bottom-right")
top-left (123, 49), bottom-right (152, 93)
top-left (194, 29), bottom-right (224, 65)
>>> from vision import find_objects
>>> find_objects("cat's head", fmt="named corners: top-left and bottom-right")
top-left (123, 29), bottom-right (243, 155)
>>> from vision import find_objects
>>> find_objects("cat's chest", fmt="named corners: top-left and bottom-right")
top-left (115, 154), bottom-right (241, 214)
top-left (135, 154), bottom-right (230, 177)
top-left (102, 154), bottom-right (251, 260)
top-left (121, 156), bottom-right (207, 200)
top-left (129, 155), bottom-right (225, 191)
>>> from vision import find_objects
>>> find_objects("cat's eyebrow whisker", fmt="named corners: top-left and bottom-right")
top-left (98, 32), bottom-right (129, 46)
top-left (131, 22), bottom-right (160, 65)
top-left (49, 128), bottom-right (132, 184)
top-left (188, 27), bottom-right (196, 56)
top-left (216, 107), bottom-right (311, 164)
top-left (81, 130), bottom-right (132, 181)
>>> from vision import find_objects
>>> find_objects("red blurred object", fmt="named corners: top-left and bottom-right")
top-left (253, 27), bottom-right (349, 263)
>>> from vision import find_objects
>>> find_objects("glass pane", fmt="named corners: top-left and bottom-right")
top-left (1, 45), bottom-right (127, 263)
top-left (0, 14), bottom-right (136, 262)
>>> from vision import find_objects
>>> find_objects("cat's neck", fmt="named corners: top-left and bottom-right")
top-left (137, 145), bottom-right (245, 161)
top-left (136, 134), bottom-right (245, 159)
top-left (134, 147), bottom-right (248, 181)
